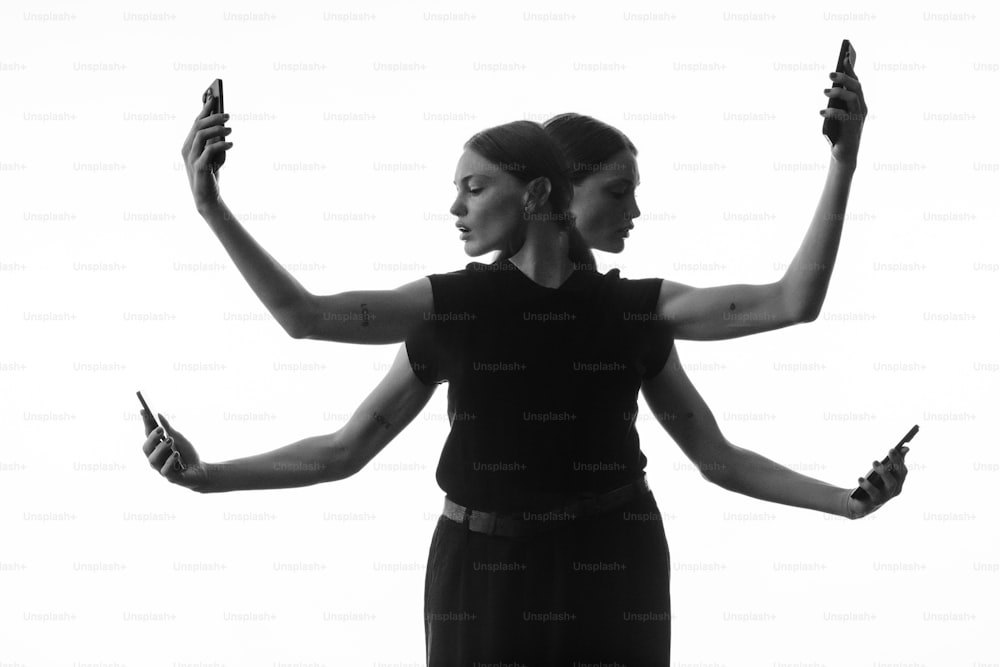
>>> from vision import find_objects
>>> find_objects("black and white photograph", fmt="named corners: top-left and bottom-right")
top-left (2, 1), bottom-right (995, 665)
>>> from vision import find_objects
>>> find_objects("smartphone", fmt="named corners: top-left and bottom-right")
top-left (822, 39), bottom-right (856, 148)
top-left (850, 424), bottom-right (918, 502)
top-left (136, 390), bottom-right (186, 471)
top-left (202, 78), bottom-right (224, 115)
top-left (201, 79), bottom-right (226, 172)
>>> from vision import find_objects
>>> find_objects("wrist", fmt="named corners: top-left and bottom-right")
top-left (195, 462), bottom-right (219, 493)
top-left (196, 196), bottom-right (225, 217)
top-left (831, 154), bottom-right (858, 172)
top-left (840, 488), bottom-right (855, 519)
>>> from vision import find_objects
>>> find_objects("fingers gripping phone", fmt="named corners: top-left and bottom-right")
top-left (136, 390), bottom-right (186, 471)
top-left (822, 39), bottom-right (856, 147)
top-left (202, 78), bottom-right (225, 173)
top-left (849, 424), bottom-right (918, 502)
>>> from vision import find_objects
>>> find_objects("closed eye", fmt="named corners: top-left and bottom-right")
top-left (608, 180), bottom-right (637, 199)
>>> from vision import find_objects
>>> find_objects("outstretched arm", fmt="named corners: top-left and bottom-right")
top-left (656, 157), bottom-right (855, 341)
top-left (779, 155), bottom-right (855, 321)
top-left (198, 345), bottom-right (436, 492)
top-left (658, 61), bottom-right (866, 341)
top-left (197, 199), bottom-right (433, 343)
top-left (182, 101), bottom-right (432, 343)
top-left (639, 345), bottom-right (903, 519)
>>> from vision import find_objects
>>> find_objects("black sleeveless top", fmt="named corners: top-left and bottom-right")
top-left (405, 259), bottom-right (673, 513)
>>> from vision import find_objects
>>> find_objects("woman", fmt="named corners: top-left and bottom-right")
top-left (181, 55), bottom-right (865, 344)
top-left (155, 119), bottom-right (906, 665)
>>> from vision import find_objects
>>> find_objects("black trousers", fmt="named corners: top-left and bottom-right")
top-left (424, 489), bottom-right (671, 666)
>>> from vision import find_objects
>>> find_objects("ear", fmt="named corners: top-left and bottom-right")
top-left (523, 177), bottom-right (552, 214)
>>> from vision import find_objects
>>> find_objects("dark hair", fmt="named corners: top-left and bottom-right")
top-left (464, 120), bottom-right (595, 268)
top-left (542, 113), bottom-right (638, 185)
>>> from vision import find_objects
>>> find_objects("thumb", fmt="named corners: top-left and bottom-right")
top-left (140, 408), bottom-right (159, 434)
top-left (843, 57), bottom-right (856, 78)
top-left (158, 413), bottom-right (177, 437)
top-left (158, 413), bottom-right (194, 460)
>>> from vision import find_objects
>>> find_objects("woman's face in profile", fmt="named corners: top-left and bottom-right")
top-left (570, 150), bottom-right (641, 254)
top-left (450, 149), bottom-right (526, 257)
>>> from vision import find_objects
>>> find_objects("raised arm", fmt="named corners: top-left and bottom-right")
top-left (297, 279), bottom-right (433, 344)
top-left (197, 344), bottom-right (436, 492)
top-left (197, 199), bottom-right (433, 343)
top-left (639, 345), bottom-right (903, 519)
top-left (182, 101), bottom-right (433, 344)
top-left (657, 156), bottom-right (855, 341)
top-left (659, 60), bottom-right (866, 341)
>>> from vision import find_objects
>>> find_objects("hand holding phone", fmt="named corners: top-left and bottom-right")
top-left (822, 40), bottom-right (856, 147)
top-left (182, 79), bottom-right (232, 210)
top-left (849, 424), bottom-right (917, 505)
top-left (202, 79), bottom-right (226, 173)
top-left (137, 390), bottom-right (187, 471)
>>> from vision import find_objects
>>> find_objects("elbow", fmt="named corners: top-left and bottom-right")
top-left (696, 458), bottom-right (727, 487)
top-left (702, 464), bottom-right (730, 488)
top-left (783, 299), bottom-right (817, 326)
top-left (700, 442), bottom-right (737, 488)
top-left (795, 306), bottom-right (820, 324)
top-left (778, 278), bottom-right (819, 325)
top-left (324, 434), bottom-right (363, 483)
top-left (323, 461), bottom-right (360, 483)
top-left (780, 297), bottom-right (817, 326)
top-left (284, 295), bottom-right (315, 340)
top-left (287, 323), bottom-right (309, 340)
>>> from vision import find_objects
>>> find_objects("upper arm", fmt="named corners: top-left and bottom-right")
top-left (297, 277), bottom-right (433, 344)
top-left (640, 344), bottom-right (733, 484)
top-left (334, 344), bottom-right (437, 476)
top-left (656, 277), bottom-right (800, 341)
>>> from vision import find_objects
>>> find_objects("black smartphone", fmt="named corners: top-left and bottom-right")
top-left (822, 39), bottom-right (856, 148)
top-left (850, 424), bottom-right (918, 502)
top-left (136, 390), bottom-right (186, 471)
top-left (202, 78), bottom-right (224, 115)
top-left (202, 79), bottom-right (226, 172)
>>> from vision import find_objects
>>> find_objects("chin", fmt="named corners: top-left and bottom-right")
top-left (462, 242), bottom-right (489, 258)
top-left (602, 238), bottom-right (627, 253)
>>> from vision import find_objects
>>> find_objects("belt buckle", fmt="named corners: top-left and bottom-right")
top-left (468, 510), bottom-right (499, 537)
top-left (485, 513), bottom-right (499, 537)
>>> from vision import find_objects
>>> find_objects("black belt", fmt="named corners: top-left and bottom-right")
top-left (442, 474), bottom-right (651, 538)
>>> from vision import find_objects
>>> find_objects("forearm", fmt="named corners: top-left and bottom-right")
top-left (198, 198), bottom-right (311, 338)
top-left (708, 442), bottom-right (850, 518)
top-left (782, 156), bottom-right (856, 322)
top-left (199, 433), bottom-right (354, 493)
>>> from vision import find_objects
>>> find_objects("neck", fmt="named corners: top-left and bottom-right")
top-left (507, 216), bottom-right (573, 288)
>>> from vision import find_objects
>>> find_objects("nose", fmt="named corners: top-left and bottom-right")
top-left (449, 197), bottom-right (465, 217)
top-left (627, 195), bottom-right (640, 225)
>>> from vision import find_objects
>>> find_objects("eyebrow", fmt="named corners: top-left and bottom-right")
top-left (453, 174), bottom-right (493, 186)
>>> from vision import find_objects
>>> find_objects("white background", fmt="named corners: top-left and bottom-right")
top-left (1, 0), bottom-right (996, 665)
